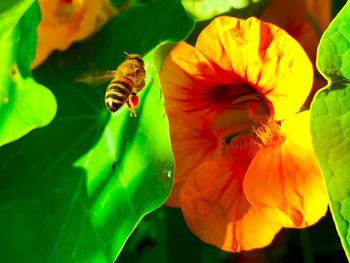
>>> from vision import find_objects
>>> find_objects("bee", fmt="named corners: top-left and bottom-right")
top-left (104, 54), bottom-right (146, 116)
top-left (77, 53), bottom-right (146, 117)
top-left (105, 54), bottom-right (146, 117)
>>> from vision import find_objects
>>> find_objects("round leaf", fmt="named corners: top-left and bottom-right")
top-left (0, 0), bottom-right (57, 147)
top-left (311, 1), bottom-right (350, 260)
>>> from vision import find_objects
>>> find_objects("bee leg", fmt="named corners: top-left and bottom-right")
top-left (127, 96), bottom-right (137, 117)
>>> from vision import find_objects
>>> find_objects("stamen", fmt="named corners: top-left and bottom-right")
top-left (253, 118), bottom-right (284, 148)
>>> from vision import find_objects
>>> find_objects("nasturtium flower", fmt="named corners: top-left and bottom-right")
top-left (33, 0), bottom-right (117, 67)
top-left (159, 16), bottom-right (328, 252)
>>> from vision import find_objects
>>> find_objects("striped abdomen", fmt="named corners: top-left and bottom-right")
top-left (105, 78), bottom-right (132, 113)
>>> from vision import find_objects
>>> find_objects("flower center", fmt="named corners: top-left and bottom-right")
top-left (212, 86), bottom-right (277, 156)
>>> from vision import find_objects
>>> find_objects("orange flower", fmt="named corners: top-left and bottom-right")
top-left (33, 0), bottom-right (117, 67)
top-left (159, 16), bottom-right (328, 252)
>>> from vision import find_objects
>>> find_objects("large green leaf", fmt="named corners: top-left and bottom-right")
top-left (0, 0), bottom-right (57, 147)
top-left (0, 0), bottom-right (194, 262)
top-left (311, 1), bottom-right (350, 260)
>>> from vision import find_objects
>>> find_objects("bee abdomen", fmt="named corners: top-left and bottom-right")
top-left (105, 78), bottom-right (132, 113)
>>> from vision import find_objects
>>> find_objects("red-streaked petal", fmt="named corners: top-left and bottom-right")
top-left (165, 102), bottom-right (268, 206)
top-left (243, 111), bottom-right (328, 228)
top-left (160, 41), bottom-right (253, 119)
top-left (165, 112), bottom-right (218, 207)
top-left (195, 16), bottom-right (313, 120)
top-left (180, 156), bottom-right (282, 252)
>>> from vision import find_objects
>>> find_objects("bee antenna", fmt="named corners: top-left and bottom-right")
top-left (124, 52), bottom-right (144, 60)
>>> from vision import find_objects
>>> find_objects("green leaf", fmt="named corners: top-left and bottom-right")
top-left (0, 0), bottom-right (194, 262)
top-left (311, 1), bottom-right (350, 260)
top-left (73, 47), bottom-right (176, 259)
top-left (0, 0), bottom-right (57, 147)
top-left (181, 0), bottom-right (267, 21)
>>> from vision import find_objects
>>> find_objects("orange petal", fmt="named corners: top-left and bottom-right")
top-left (180, 156), bottom-right (282, 252)
top-left (195, 16), bottom-right (313, 120)
top-left (165, 112), bottom-right (218, 207)
top-left (243, 111), bottom-right (328, 228)
top-left (165, 103), bottom-right (266, 206)
top-left (160, 41), bottom-right (252, 120)
top-left (260, 0), bottom-right (331, 65)
top-left (260, 0), bottom-right (331, 109)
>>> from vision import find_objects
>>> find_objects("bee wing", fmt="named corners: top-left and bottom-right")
top-left (75, 70), bottom-right (116, 87)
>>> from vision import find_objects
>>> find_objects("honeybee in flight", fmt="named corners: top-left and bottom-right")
top-left (105, 53), bottom-right (146, 116)
top-left (78, 53), bottom-right (146, 117)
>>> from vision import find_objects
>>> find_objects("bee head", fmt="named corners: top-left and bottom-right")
top-left (124, 52), bottom-right (144, 67)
